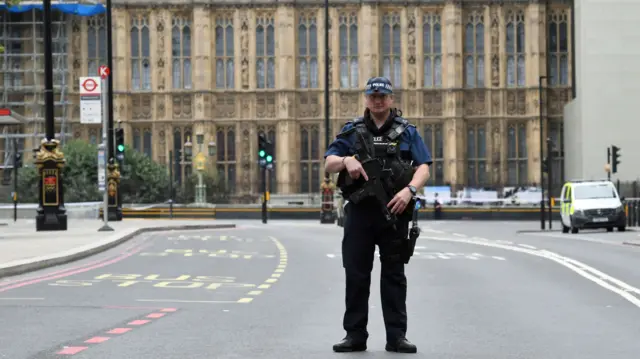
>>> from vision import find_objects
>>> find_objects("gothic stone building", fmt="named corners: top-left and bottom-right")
top-left (0, 0), bottom-right (573, 196)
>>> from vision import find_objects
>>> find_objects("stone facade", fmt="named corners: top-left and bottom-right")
top-left (1, 0), bottom-right (574, 195)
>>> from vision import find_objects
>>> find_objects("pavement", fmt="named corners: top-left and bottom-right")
top-left (2, 219), bottom-right (640, 357)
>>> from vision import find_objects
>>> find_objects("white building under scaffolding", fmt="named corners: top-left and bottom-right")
top-left (0, 2), bottom-right (92, 188)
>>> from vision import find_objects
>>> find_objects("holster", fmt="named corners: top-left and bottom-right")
top-left (403, 225), bottom-right (420, 264)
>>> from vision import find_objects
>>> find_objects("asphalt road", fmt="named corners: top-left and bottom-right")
top-left (2, 220), bottom-right (640, 358)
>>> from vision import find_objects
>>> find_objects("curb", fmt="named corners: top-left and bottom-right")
top-left (623, 241), bottom-right (640, 247)
top-left (0, 223), bottom-right (236, 279)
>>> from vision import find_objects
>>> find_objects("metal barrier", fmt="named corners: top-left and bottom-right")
top-left (626, 200), bottom-right (640, 227)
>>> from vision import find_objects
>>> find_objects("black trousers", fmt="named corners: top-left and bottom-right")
top-left (341, 201), bottom-right (409, 343)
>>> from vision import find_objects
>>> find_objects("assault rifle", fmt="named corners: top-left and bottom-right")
top-left (346, 131), bottom-right (398, 229)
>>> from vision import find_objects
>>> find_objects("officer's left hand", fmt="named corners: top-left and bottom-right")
top-left (387, 187), bottom-right (412, 214)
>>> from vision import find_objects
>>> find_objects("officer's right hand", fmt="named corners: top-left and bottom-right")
top-left (344, 157), bottom-right (368, 181)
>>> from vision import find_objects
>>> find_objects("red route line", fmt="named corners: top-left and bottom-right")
top-left (55, 308), bottom-right (178, 356)
top-left (0, 243), bottom-right (150, 293)
top-left (0, 240), bottom-right (150, 288)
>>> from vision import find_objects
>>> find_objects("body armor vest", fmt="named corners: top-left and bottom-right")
top-left (337, 115), bottom-right (416, 201)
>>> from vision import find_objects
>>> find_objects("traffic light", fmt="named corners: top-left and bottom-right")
top-left (115, 128), bottom-right (125, 162)
top-left (258, 133), bottom-right (274, 168)
top-left (611, 145), bottom-right (621, 173)
top-left (14, 151), bottom-right (22, 168)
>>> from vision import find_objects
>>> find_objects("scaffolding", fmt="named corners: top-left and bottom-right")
top-left (0, 4), bottom-right (72, 174)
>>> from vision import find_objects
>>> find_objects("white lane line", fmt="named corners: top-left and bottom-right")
top-left (421, 228), bottom-right (445, 234)
top-left (492, 256), bottom-right (506, 260)
top-left (453, 233), bottom-right (467, 237)
top-left (518, 244), bottom-right (537, 249)
top-left (420, 235), bottom-right (640, 308)
top-left (496, 240), bottom-right (514, 245)
top-left (137, 299), bottom-right (241, 304)
top-left (521, 232), bottom-right (626, 246)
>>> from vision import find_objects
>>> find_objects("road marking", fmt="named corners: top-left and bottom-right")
top-left (521, 232), bottom-right (629, 246)
top-left (106, 328), bottom-right (131, 334)
top-left (57, 346), bottom-right (88, 355)
top-left (236, 236), bottom-right (287, 304)
top-left (55, 307), bottom-right (176, 356)
top-left (472, 237), bottom-right (490, 241)
top-left (327, 252), bottom-right (506, 261)
top-left (453, 233), bottom-right (467, 237)
top-left (421, 235), bottom-right (640, 307)
top-left (0, 242), bottom-right (149, 293)
top-left (49, 274), bottom-right (255, 290)
top-left (518, 244), bottom-right (537, 249)
top-left (421, 228), bottom-right (445, 234)
top-left (136, 299), bottom-right (242, 304)
top-left (0, 297), bottom-right (44, 300)
top-left (496, 240), bottom-right (513, 245)
top-left (84, 337), bottom-right (109, 344)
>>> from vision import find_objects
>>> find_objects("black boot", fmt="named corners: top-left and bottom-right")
top-left (333, 337), bottom-right (367, 352)
top-left (385, 337), bottom-right (417, 353)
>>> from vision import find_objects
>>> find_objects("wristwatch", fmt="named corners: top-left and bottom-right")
top-left (407, 185), bottom-right (417, 196)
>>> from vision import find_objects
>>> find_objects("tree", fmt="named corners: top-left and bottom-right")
top-left (62, 140), bottom-right (102, 202)
top-left (175, 170), bottom-right (231, 204)
top-left (16, 140), bottom-right (171, 204)
top-left (119, 145), bottom-right (170, 204)
top-left (15, 140), bottom-right (102, 203)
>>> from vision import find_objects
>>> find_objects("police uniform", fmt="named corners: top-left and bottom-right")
top-left (324, 77), bottom-right (432, 354)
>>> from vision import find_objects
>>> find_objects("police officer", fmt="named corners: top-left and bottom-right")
top-left (324, 77), bottom-right (432, 353)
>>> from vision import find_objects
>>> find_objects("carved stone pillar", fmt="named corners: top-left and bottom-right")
top-left (239, 121), bottom-right (252, 195)
top-left (403, 7), bottom-right (418, 118)
top-left (359, 4), bottom-right (380, 80)
top-left (525, 2), bottom-right (546, 185)
top-left (67, 17), bottom-right (83, 149)
top-left (277, 120), bottom-right (297, 193)
top-left (442, 2), bottom-right (463, 187)
top-left (237, 9), bottom-right (250, 91)
top-left (488, 5), bottom-right (504, 186)
top-left (112, 9), bottom-right (130, 137)
top-left (192, 6), bottom-right (212, 167)
top-left (274, 5), bottom-right (296, 194)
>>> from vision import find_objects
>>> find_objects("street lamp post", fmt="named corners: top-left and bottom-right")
top-left (539, 75), bottom-right (547, 230)
top-left (183, 137), bottom-right (204, 205)
top-left (208, 141), bottom-right (217, 202)
top-left (320, 0), bottom-right (336, 225)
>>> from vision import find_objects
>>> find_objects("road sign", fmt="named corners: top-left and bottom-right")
top-left (79, 76), bottom-right (102, 124)
top-left (99, 65), bottom-right (110, 79)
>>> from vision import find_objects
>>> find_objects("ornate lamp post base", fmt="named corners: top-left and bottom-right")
top-left (106, 161), bottom-right (123, 221)
top-left (35, 139), bottom-right (67, 231)
top-left (320, 176), bottom-right (336, 224)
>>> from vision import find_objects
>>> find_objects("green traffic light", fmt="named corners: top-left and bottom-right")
top-left (117, 144), bottom-right (125, 152)
top-left (266, 155), bottom-right (273, 162)
top-left (259, 150), bottom-right (265, 157)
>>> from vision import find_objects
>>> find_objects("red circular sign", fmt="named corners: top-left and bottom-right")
top-left (82, 78), bottom-right (98, 92)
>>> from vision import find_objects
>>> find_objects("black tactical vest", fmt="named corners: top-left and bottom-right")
top-left (337, 115), bottom-right (416, 199)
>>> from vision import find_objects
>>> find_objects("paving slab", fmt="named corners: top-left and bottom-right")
top-left (0, 219), bottom-right (235, 279)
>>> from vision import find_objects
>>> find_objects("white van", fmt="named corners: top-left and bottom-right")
top-left (560, 180), bottom-right (626, 234)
